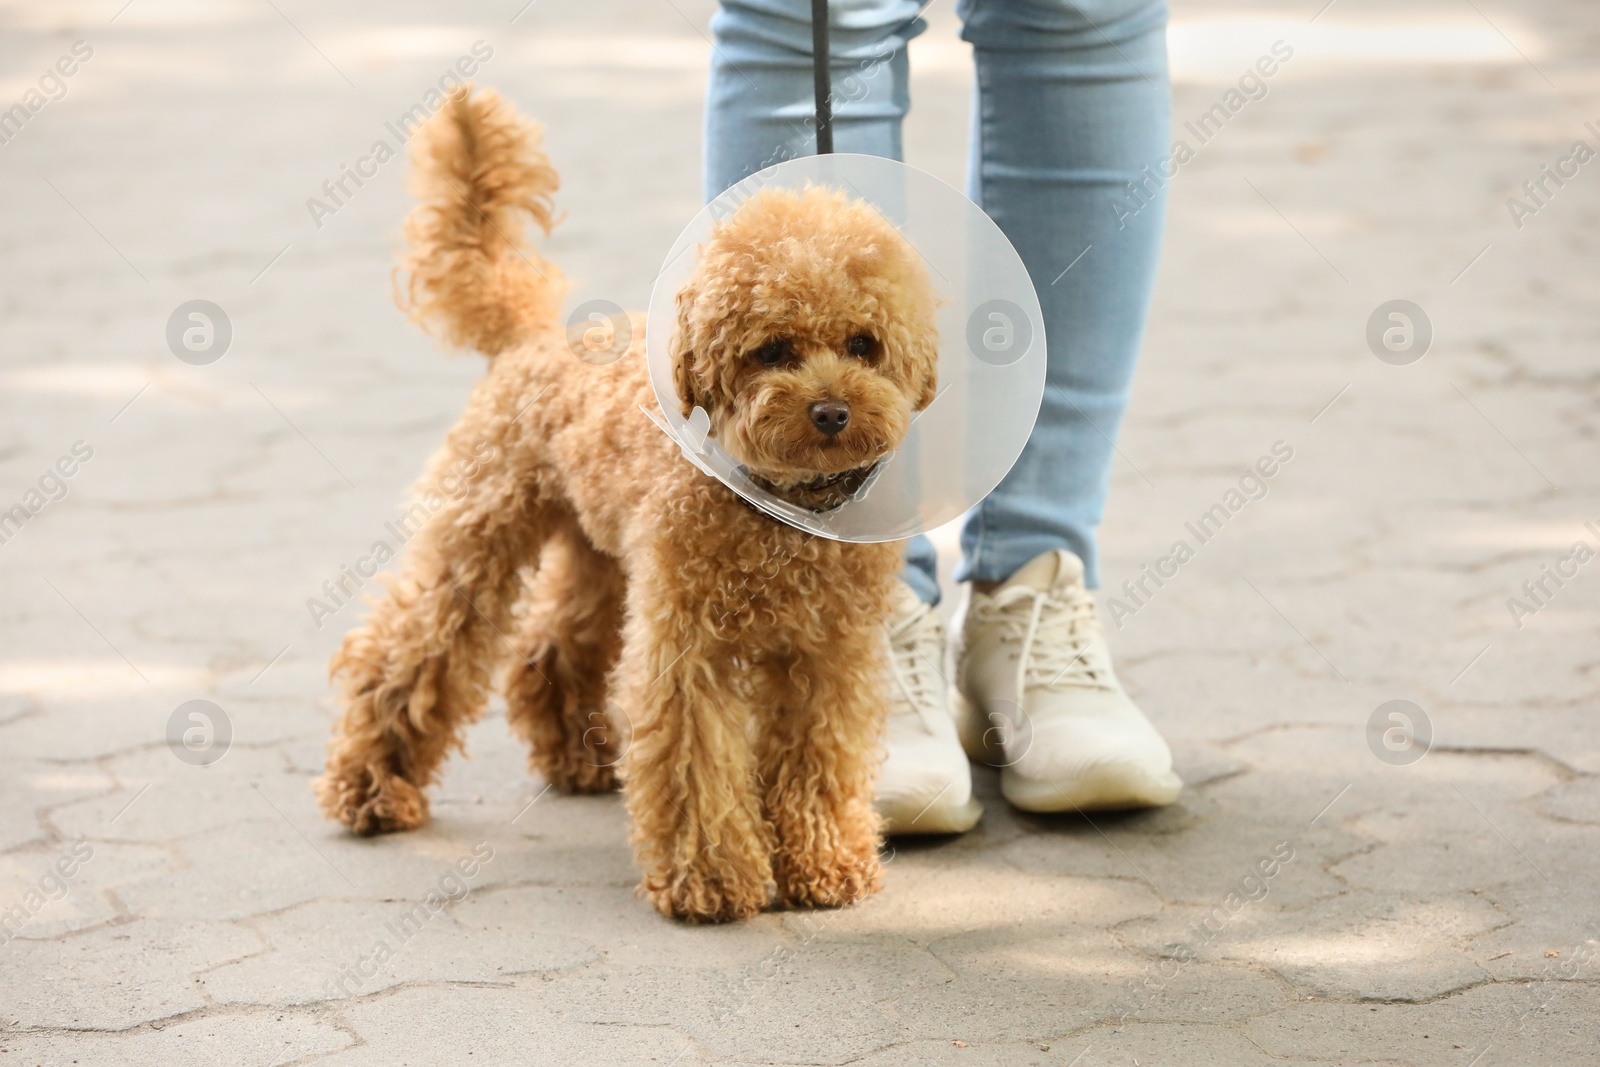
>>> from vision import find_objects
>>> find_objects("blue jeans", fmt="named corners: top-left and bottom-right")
top-left (706, 0), bottom-right (1170, 602)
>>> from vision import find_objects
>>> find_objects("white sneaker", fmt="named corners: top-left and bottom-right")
top-left (951, 549), bottom-right (1182, 813)
top-left (875, 582), bottom-right (983, 835)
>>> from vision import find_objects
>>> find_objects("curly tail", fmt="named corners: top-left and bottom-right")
top-left (398, 86), bottom-right (563, 357)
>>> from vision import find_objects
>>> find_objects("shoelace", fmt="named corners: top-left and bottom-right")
top-left (888, 605), bottom-right (948, 734)
top-left (970, 582), bottom-right (1112, 697)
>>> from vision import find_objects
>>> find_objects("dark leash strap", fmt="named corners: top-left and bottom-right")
top-left (715, 1), bottom-right (829, 529)
top-left (810, 0), bottom-right (833, 153)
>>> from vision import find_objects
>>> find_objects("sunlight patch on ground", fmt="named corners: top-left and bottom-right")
top-left (0, 658), bottom-right (205, 698)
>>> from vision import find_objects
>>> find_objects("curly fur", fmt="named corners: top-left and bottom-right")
top-left (315, 85), bottom-right (941, 923)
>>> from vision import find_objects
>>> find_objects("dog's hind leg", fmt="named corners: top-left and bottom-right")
top-left (504, 525), bottom-right (626, 793)
top-left (315, 435), bottom-right (553, 836)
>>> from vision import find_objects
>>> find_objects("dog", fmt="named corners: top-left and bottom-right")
top-left (315, 87), bottom-right (941, 922)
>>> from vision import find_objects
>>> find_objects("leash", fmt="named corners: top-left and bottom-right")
top-left (810, 0), bottom-right (832, 153)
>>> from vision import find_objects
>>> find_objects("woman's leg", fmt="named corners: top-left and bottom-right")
top-left (956, 0), bottom-right (1171, 590)
top-left (705, 0), bottom-right (924, 197)
top-left (948, 0), bottom-right (1182, 814)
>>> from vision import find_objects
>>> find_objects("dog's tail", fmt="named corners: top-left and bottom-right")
top-left (397, 86), bottom-right (563, 357)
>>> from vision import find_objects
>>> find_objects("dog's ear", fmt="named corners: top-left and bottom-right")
top-left (670, 334), bottom-right (700, 418)
top-left (670, 283), bottom-right (701, 417)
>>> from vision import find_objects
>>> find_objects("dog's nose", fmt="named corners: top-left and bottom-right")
top-left (808, 400), bottom-right (850, 436)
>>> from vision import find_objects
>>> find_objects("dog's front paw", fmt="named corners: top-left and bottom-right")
top-left (315, 764), bottom-right (430, 836)
top-left (774, 849), bottom-right (882, 911)
top-left (642, 864), bottom-right (773, 924)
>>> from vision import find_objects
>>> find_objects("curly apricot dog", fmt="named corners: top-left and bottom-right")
top-left (315, 87), bottom-right (940, 922)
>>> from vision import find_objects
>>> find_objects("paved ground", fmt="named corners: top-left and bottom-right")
top-left (2, 0), bottom-right (1599, 1064)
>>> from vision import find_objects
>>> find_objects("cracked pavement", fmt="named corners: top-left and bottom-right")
top-left (1, 0), bottom-right (1598, 1064)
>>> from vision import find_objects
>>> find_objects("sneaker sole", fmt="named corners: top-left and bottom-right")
top-left (951, 689), bottom-right (1182, 813)
top-left (1001, 763), bottom-right (1182, 813)
top-left (877, 793), bottom-right (983, 836)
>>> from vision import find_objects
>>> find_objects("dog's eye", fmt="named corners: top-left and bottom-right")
top-left (845, 333), bottom-right (878, 359)
top-left (751, 340), bottom-right (791, 367)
